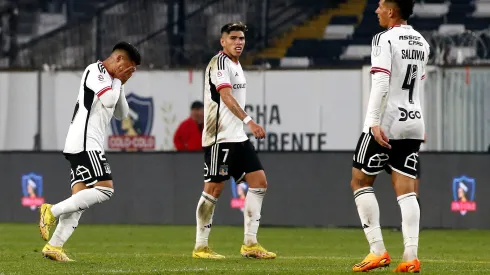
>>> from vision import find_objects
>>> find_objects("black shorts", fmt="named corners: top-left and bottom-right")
top-left (385, 157), bottom-right (422, 179)
top-left (64, 151), bottom-right (113, 188)
top-left (204, 140), bottom-right (263, 183)
top-left (352, 131), bottom-right (422, 179)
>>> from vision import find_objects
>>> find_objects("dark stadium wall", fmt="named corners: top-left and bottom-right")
top-left (1, 152), bottom-right (489, 229)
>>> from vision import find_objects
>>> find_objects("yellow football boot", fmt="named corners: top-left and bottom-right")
top-left (39, 203), bottom-right (57, 241)
top-left (192, 246), bottom-right (225, 259)
top-left (42, 243), bottom-right (74, 262)
top-left (240, 243), bottom-right (277, 259)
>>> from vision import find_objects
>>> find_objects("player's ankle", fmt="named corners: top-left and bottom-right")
top-left (243, 235), bottom-right (257, 246)
top-left (370, 241), bottom-right (386, 256)
top-left (194, 242), bottom-right (208, 250)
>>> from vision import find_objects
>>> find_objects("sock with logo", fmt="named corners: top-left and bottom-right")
top-left (243, 188), bottom-right (267, 246)
top-left (50, 187), bottom-right (114, 217)
top-left (48, 209), bottom-right (84, 247)
top-left (195, 192), bottom-right (217, 250)
top-left (398, 192), bottom-right (420, 261)
top-left (354, 187), bottom-right (386, 256)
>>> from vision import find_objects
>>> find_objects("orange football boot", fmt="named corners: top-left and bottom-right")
top-left (393, 259), bottom-right (421, 273)
top-left (352, 251), bottom-right (391, 272)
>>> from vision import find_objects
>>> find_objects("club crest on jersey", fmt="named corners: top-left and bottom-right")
top-left (451, 175), bottom-right (477, 216)
top-left (109, 92), bottom-right (156, 151)
top-left (21, 173), bottom-right (45, 211)
top-left (219, 165), bottom-right (228, 176)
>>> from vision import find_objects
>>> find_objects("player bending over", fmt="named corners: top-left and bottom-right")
top-left (38, 42), bottom-right (141, 261)
top-left (350, 0), bottom-right (428, 272)
top-left (192, 22), bottom-right (276, 259)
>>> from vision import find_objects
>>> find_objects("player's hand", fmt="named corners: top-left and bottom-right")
top-left (371, 125), bottom-right (391, 149)
top-left (114, 66), bottom-right (135, 84)
top-left (247, 120), bottom-right (265, 139)
top-left (423, 133), bottom-right (427, 143)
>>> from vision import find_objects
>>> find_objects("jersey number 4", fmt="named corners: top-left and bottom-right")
top-left (402, 64), bottom-right (418, 104)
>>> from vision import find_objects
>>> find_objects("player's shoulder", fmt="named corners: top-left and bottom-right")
top-left (208, 51), bottom-right (232, 70)
top-left (410, 27), bottom-right (430, 45)
top-left (371, 29), bottom-right (392, 46)
top-left (85, 61), bottom-right (111, 81)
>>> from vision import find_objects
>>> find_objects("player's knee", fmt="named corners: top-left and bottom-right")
top-left (204, 182), bottom-right (224, 198)
top-left (94, 186), bottom-right (114, 203)
top-left (254, 178), bottom-right (267, 188)
top-left (351, 169), bottom-right (374, 191)
top-left (245, 170), bottom-right (267, 188)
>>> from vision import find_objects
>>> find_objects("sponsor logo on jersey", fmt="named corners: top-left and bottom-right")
top-left (451, 175), bottom-right (477, 216)
top-left (109, 92), bottom-right (155, 151)
top-left (21, 173), bottom-right (45, 211)
top-left (398, 107), bottom-right (421, 121)
top-left (230, 177), bottom-right (248, 213)
top-left (233, 83), bottom-right (246, 89)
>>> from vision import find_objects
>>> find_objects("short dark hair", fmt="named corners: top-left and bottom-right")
top-left (113, 41), bottom-right (141, 65)
top-left (221, 22), bottom-right (248, 34)
top-left (191, 101), bottom-right (204, 110)
top-left (387, 0), bottom-right (415, 20)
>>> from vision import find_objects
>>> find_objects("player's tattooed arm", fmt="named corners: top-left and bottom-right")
top-left (218, 87), bottom-right (248, 120)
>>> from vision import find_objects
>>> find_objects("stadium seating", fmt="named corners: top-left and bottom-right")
top-left (12, 0), bottom-right (111, 43)
top-left (278, 0), bottom-right (490, 67)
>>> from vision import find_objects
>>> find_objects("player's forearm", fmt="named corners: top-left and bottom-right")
top-left (365, 73), bottom-right (390, 127)
top-left (114, 88), bottom-right (129, 120)
top-left (220, 89), bottom-right (248, 121)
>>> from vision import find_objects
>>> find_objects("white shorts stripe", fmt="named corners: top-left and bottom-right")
top-left (88, 151), bottom-right (103, 177)
top-left (87, 151), bottom-right (100, 177)
top-left (360, 135), bottom-right (371, 164)
top-left (92, 151), bottom-right (103, 176)
top-left (213, 144), bottom-right (219, 175)
top-left (210, 146), bottom-right (214, 176)
top-left (357, 134), bottom-right (369, 163)
top-left (210, 144), bottom-right (219, 176)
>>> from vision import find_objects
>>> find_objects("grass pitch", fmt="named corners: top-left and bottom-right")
top-left (0, 224), bottom-right (489, 274)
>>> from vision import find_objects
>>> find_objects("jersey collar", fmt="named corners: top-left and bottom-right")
top-left (219, 51), bottom-right (239, 65)
top-left (389, 24), bottom-right (412, 30)
top-left (97, 60), bottom-right (113, 79)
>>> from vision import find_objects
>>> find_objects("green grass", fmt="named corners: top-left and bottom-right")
top-left (0, 224), bottom-right (489, 274)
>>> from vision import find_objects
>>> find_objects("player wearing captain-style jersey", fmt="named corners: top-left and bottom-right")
top-left (192, 22), bottom-right (276, 260)
top-left (350, 0), bottom-right (427, 273)
top-left (38, 42), bottom-right (141, 262)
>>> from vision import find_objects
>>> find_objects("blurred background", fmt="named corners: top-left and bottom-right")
top-left (0, 0), bottom-right (489, 229)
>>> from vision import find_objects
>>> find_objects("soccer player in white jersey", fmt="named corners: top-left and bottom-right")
top-left (350, 0), bottom-right (428, 272)
top-left (38, 42), bottom-right (141, 261)
top-left (192, 22), bottom-right (276, 260)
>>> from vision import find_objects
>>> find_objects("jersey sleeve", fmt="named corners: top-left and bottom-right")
top-left (370, 34), bottom-right (392, 76)
top-left (85, 67), bottom-right (120, 108)
top-left (421, 44), bottom-right (431, 81)
top-left (210, 56), bottom-right (232, 91)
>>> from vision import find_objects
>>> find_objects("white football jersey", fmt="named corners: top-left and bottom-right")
top-left (365, 25), bottom-right (430, 140)
top-left (64, 61), bottom-right (121, 154)
top-left (202, 51), bottom-right (248, 147)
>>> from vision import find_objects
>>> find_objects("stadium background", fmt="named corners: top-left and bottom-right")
top-left (0, 0), bottom-right (489, 274)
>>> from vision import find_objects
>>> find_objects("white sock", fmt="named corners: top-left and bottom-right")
top-left (244, 188), bottom-right (266, 246)
top-left (48, 209), bottom-right (84, 247)
top-left (195, 192), bottom-right (217, 249)
top-left (398, 192), bottom-right (420, 261)
top-left (354, 187), bottom-right (386, 256)
top-left (50, 187), bottom-right (114, 217)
